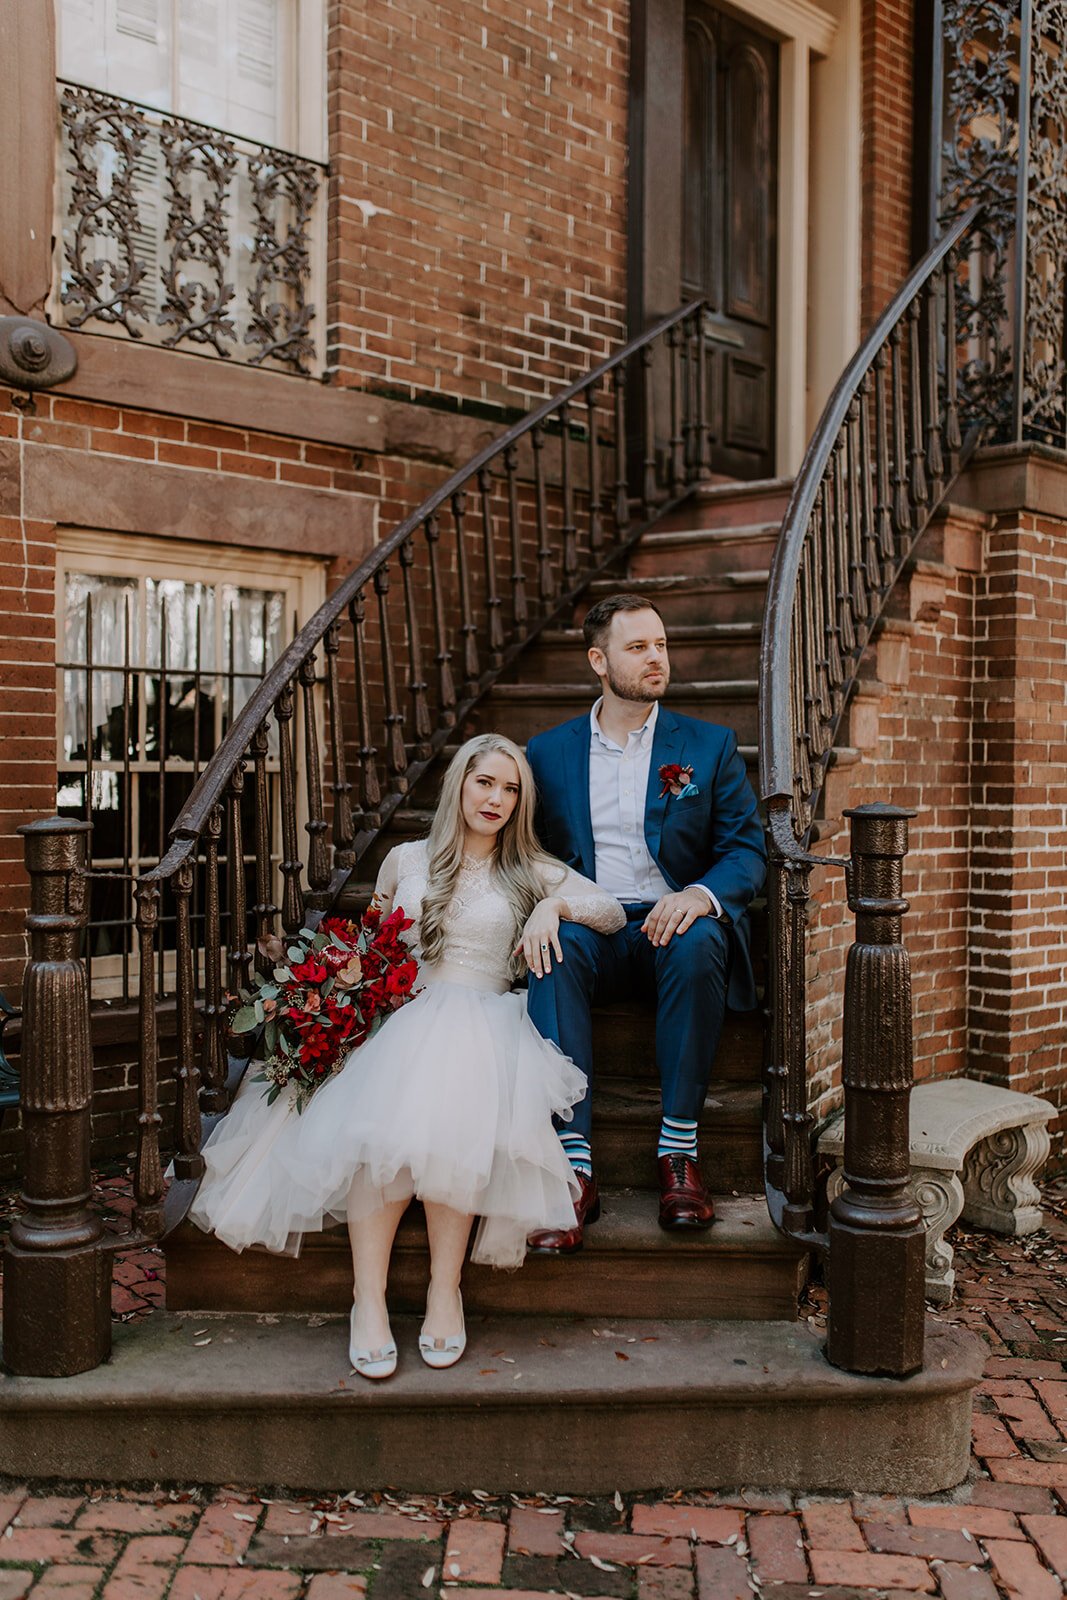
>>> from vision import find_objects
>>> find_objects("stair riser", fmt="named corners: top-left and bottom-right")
top-left (463, 694), bottom-right (759, 744)
top-left (511, 637), bottom-right (761, 681)
top-left (165, 1228), bottom-right (803, 1319)
top-left (588, 584), bottom-right (768, 626)
top-left (655, 490), bottom-right (791, 531)
top-left (628, 533), bottom-right (777, 579)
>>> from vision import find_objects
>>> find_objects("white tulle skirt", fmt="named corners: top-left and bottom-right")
top-left (186, 966), bottom-right (584, 1268)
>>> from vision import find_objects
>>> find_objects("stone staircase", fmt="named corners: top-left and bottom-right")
top-left (146, 477), bottom-right (982, 1494)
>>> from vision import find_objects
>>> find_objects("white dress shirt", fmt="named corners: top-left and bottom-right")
top-left (588, 700), bottom-right (722, 917)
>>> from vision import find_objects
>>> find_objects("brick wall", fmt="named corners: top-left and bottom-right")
top-left (325, 0), bottom-right (629, 408)
top-left (860, 0), bottom-right (915, 331)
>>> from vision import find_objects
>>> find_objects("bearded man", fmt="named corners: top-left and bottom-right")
top-left (524, 592), bottom-right (767, 1249)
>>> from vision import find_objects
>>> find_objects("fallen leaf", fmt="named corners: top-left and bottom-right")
top-left (614, 1351), bottom-right (629, 1361)
top-left (478, 1368), bottom-right (498, 1376)
top-left (232, 1514), bottom-right (256, 1524)
top-left (589, 1554), bottom-right (617, 1572)
top-left (613, 1491), bottom-right (624, 1513)
top-left (193, 1338), bottom-right (212, 1347)
top-left (420, 1566), bottom-right (435, 1588)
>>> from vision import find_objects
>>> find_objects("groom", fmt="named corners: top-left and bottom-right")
top-left (525, 593), bottom-right (767, 1249)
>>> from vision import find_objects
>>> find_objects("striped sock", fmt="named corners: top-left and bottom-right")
top-left (559, 1132), bottom-right (593, 1177)
top-left (658, 1116), bottom-right (698, 1161)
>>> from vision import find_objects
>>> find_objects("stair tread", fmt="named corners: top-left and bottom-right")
top-left (690, 475), bottom-right (794, 503)
top-left (5, 1309), bottom-right (978, 1412)
top-left (488, 679), bottom-right (758, 699)
top-left (541, 621), bottom-right (762, 642)
top-left (640, 523), bottom-right (779, 546)
top-left (588, 572), bottom-right (768, 593)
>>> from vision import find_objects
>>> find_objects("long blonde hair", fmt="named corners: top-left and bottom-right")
top-left (420, 733), bottom-right (565, 977)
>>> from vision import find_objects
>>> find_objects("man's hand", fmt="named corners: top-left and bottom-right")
top-left (641, 887), bottom-right (710, 948)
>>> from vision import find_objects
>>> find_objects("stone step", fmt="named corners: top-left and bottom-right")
top-left (164, 1188), bottom-right (801, 1320)
top-left (519, 621), bottom-right (762, 681)
top-left (463, 679), bottom-right (760, 743)
top-left (628, 522), bottom-right (780, 578)
top-left (585, 571), bottom-right (770, 625)
top-left (0, 1308), bottom-right (983, 1494)
top-left (668, 474), bottom-right (793, 529)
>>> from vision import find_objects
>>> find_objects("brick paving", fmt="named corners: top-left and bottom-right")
top-left (0, 1173), bottom-right (1065, 1599)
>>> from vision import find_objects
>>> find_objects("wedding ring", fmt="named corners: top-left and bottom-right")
top-left (540, 942), bottom-right (548, 949)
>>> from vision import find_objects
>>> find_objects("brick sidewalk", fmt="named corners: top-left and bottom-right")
top-left (0, 1175), bottom-right (1064, 1600)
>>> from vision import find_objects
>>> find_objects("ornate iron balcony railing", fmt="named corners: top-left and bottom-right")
top-left (54, 81), bottom-right (325, 374)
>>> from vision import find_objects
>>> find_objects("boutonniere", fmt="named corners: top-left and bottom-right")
top-left (659, 762), bottom-right (699, 799)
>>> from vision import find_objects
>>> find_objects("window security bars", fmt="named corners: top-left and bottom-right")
top-left (54, 81), bottom-right (325, 373)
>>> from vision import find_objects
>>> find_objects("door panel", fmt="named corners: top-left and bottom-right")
top-left (683, 4), bottom-right (778, 479)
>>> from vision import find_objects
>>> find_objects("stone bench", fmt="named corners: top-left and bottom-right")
top-left (818, 1079), bottom-right (1055, 1304)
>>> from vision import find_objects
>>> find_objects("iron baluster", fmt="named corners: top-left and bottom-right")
top-left (873, 346), bottom-right (896, 584)
top-left (274, 684), bottom-right (304, 932)
top-left (348, 590), bottom-right (383, 824)
top-left (559, 403), bottom-right (578, 589)
top-left (532, 424), bottom-right (554, 603)
top-left (944, 253), bottom-right (962, 476)
top-left (477, 466), bottom-right (505, 664)
top-left (399, 536), bottom-right (433, 759)
top-left (504, 443), bottom-right (528, 629)
top-left (133, 878), bottom-right (164, 1238)
top-left (923, 278), bottom-right (945, 499)
top-left (694, 318), bottom-right (712, 479)
top-left (298, 652), bottom-right (330, 895)
top-left (226, 762), bottom-right (252, 994)
top-left (612, 365), bottom-right (630, 532)
top-left (586, 383), bottom-right (604, 552)
top-left (200, 804), bottom-right (227, 1111)
top-left (782, 857), bottom-right (814, 1233)
top-left (424, 515), bottom-right (457, 724)
top-left (250, 719), bottom-right (279, 970)
top-left (451, 491), bottom-right (480, 696)
top-left (171, 856), bottom-right (204, 1181)
top-left (375, 563), bottom-right (410, 781)
top-left (831, 440), bottom-right (856, 658)
top-left (668, 322), bottom-right (686, 496)
top-left (845, 398), bottom-right (868, 628)
top-left (322, 622), bottom-right (355, 872)
top-left (641, 344), bottom-right (657, 514)
top-left (890, 322), bottom-right (912, 543)
top-left (819, 475), bottom-right (844, 698)
top-left (907, 298), bottom-right (929, 510)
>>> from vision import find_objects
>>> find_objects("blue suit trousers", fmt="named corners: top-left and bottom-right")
top-left (526, 905), bottom-right (730, 1139)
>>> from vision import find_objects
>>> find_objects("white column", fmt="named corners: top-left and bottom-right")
top-left (776, 36), bottom-right (810, 475)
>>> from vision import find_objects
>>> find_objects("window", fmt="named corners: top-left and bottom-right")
top-left (56, 531), bottom-right (325, 998)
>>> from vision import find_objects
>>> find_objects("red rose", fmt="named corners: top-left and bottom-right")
top-left (290, 956), bottom-right (328, 986)
top-left (386, 960), bottom-right (418, 998)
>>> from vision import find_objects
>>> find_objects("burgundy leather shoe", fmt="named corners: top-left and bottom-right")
top-left (658, 1153), bottom-right (715, 1230)
top-left (527, 1171), bottom-right (601, 1254)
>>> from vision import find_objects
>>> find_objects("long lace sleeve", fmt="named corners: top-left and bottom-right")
top-left (371, 846), bottom-right (401, 915)
top-left (540, 862), bottom-right (626, 935)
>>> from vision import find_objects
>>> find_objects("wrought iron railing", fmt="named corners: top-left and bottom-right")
top-left (757, 206), bottom-right (989, 1368)
top-left (54, 82), bottom-right (325, 373)
top-left (118, 302), bottom-right (715, 1235)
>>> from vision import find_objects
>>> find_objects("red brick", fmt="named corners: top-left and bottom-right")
top-left (8, 1496), bottom-right (78, 1528)
top-left (745, 1513), bottom-right (807, 1582)
top-left (260, 1504), bottom-right (436, 1541)
top-left (112, 1536), bottom-right (187, 1573)
top-left (303, 1580), bottom-right (368, 1600)
top-left (0, 1496), bottom-right (27, 1532)
top-left (694, 1543), bottom-right (751, 1600)
top-left (933, 1563), bottom-right (1002, 1600)
top-left (75, 1502), bottom-right (199, 1534)
top-left (865, 1521), bottom-right (978, 1563)
top-left (632, 1505), bottom-right (743, 1544)
top-left (183, 1503), bottom-right (260, 1565)
top-left (1020, 1515), bottom-right (1067, 1580)
top-left (970, 1482), bottom-right (1058, 1515)
top-left (442, 1518), bottom-right (506, 1583)
top-left (972, 1412), bottom-right (1021, 1458)
top-left (100, 1570), bottom-right (171, 1600)
top-left (984, 1536), bottom-right (1061, 1600)
top-left (638, 1569), bottom-right (695, 1600)
top-left (0, 1530), bottom-right (119, 1564)
top-left (908, 1504), bottom-right (1023, 1539)
top-left (808, 1550), bottom-right (937, 1590)
top-left (507, 1507), bottom-right (565, 1556)
top-left (25, 1567), bottom-right (107, 1600)
top-left (168, 1571), bottom-right (302, 1600)
top-left (988, 1459), bottom-right (1067, 1487)
top-left (574, 1531), bottom-right (691, 1567)
top-left (0, 1573), bottom-right (32, 1600)
top-left (801, 1501), bottom-right (867, 1550)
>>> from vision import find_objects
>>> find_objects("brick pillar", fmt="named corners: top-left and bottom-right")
top-left (965, 448), bottom-right (1067, 1158)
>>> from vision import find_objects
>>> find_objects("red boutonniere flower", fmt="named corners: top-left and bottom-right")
top-left (659, 762), bottom-right (698, 799)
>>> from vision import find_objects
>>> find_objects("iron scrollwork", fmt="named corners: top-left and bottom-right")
top-left (1024, 0), bottom-right (1067, 448)
top-left (57, 82), bottom-right (323, 374)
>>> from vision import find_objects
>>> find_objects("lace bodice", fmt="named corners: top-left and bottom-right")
top-left (375, 839), bottom-right (625, 991)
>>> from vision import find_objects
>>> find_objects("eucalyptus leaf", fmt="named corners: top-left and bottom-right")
top-left (287, 946), bottom-right (304, 962)
top-left (230, 1005), bottom-right (260, 1034)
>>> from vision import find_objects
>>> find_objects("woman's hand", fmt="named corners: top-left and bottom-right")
top-left (515, 896), bottom-right (569, 978)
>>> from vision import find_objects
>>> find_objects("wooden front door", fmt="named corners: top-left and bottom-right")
top-left (683, 4), bottom-right (778, 479)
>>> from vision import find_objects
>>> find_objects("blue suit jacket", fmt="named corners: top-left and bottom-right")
top-left (526, 707), bottom-right (767, 1010)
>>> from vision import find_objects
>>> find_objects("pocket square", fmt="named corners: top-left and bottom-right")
top-left (659, 762), bottom-right (698, 799)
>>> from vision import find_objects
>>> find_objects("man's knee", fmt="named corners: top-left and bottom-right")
top-left (528, 920), bottom-right (604, 992)
top-left (658, 914), bottom-right (728, 977)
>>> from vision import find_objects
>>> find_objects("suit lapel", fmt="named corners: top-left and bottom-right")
top-left (565, 717), bottom-right (596, 877)
top-left (645, 706), bottom-right (684, 861)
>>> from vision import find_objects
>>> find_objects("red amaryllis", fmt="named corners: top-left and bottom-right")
top-left (229, 901), bottom-right (419, 1112)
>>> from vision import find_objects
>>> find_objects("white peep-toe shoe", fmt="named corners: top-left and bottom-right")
top-left (418, 1293), bottom-right (467, 1370)
top-left (349, 1302), bottom-right (397, 1381)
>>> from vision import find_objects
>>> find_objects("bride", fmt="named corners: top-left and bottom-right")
top-left (188, 733), bottom-right (625, 1379)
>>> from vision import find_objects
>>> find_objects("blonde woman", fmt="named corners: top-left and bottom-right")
top-left (189, 734), bottom-right (625, 1379)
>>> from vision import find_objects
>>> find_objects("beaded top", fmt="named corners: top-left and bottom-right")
top-left (380, 839), bottom-right (625, 991)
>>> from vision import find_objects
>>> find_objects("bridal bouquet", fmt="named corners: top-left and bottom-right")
top-left (229, 903), bottom-right (419, 1111)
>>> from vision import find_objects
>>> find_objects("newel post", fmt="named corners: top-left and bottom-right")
top-left (2, 818), bottom-right (111, 1376)
top-left (827, 803), bottom-right (925, 1377)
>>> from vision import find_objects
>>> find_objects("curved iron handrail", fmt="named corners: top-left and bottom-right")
top-left (759, 204), bottom-right (982, 835)
top-left (755, 204), bottom-right (988, 1246)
